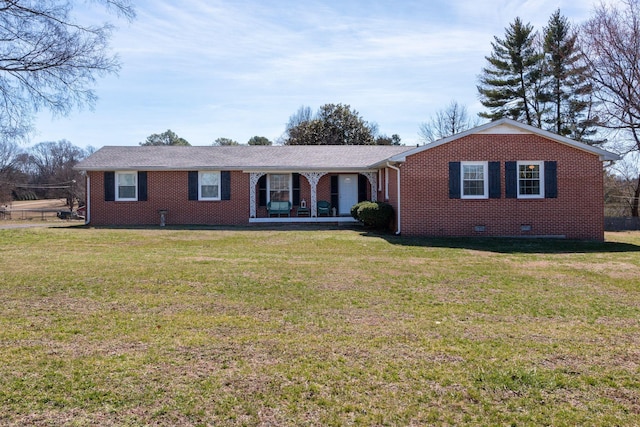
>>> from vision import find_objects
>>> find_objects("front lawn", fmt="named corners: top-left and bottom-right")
top-left (1, 227), bottom-right (639, 426)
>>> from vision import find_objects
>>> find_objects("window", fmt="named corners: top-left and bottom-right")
top-left (269, 174), bottom-right (290, 202)
top-left (461, 162), bottom-right (488, 199)
top-left (199, 171), bottom-right (220, 200)
top-left (116, 172), bottom-right (137, 201)
top-left (105, 171), bottom-right (146, 202)
top-left (518, 161), bottom-right (544, 198)
top-left (189, 171), bottom-right (230, 201)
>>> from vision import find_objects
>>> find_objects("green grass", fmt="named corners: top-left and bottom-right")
top-left (1, 226), bottom-right (639, 426)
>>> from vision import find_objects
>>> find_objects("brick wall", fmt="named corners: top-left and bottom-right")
top-left (381, 165), bottom-right (399, 228)
top-left (87, 171), bottom-right (365, 224)
top-left (398, 134), bottom-right (605, 240)
top-left (87, 170), bottom-right (249, 226)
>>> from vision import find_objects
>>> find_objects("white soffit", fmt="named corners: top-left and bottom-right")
top-left (477, 123), bottom-right (530, 134)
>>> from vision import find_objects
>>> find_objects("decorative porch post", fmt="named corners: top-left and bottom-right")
top-left (362, 172), bottom-right (378, 202)
top-left (249, 172), bottom-right (266, 218)
top-left (300, 172), bottom-right (327, 217)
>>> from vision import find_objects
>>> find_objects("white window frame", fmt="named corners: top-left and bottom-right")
top-left (267, 173), bottom-right (292, 203)
top-left (461, 162), bottom-right (488, 199)
top-left (198, 171), bottom-right (221, 201)
top-left (517, 161), bottom-right (545, 199)
top-left (115, 171), bottom-right (137, 201)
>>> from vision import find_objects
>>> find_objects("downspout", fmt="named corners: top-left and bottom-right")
top-left (84, 174), bottom-right (91, 225)
top-left (386, 162), bottom-right (401, 235)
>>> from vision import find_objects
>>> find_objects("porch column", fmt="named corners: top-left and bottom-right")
top-left (300, 172), bottom-right (327, 217)
top-left (362, 172), bottom-right (378, 202)
top-left (249, 172), bottom-right (266, 218)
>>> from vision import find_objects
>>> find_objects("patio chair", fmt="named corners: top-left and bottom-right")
top-left (317, 200), bottom-right (331, 216)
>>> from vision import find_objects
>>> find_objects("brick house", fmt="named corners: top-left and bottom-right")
top-left (75, 119), bottom-right (618, 240)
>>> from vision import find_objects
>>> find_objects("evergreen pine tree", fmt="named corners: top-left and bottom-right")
top-left (477, 18), bottom-right (544, 126)
top-left (542, 10), bottom-right (598, 142)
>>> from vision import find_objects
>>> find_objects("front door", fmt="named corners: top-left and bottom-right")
top-left (338, 174), bottom-right (358, 215)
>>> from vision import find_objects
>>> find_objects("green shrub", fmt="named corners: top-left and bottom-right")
top-left (350, 201), bottom-right (368, 220)
top-left (352, 201), bottom-right (394, 230)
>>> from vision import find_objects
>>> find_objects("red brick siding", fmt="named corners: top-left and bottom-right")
top-left (88, 171), bottom-right (367, 224)
top-left (398, 134), bottom-right (605, 240)
top-left (383, 166), bottom-right (400, 227)
top-left (316, 175), bottom-right (332, 208)
top-left (88, 170), bottom-right (249, 226)
top-left (298, 177), bottom-right (311, 210)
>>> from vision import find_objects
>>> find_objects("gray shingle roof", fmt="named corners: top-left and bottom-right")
top-left (75, 145), bottom-right (413, 171)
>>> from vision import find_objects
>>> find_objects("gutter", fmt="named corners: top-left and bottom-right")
top-left (84, 174), bottom-right (91, 225)
top-left (386, 162), bottom-right (401, 235)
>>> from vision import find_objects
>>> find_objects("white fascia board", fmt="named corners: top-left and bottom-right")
top-left (388, 118), bottom-right (620, 162)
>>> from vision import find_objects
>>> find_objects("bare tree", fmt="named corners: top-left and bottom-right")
top-left (0, 0), bottom-right (135, 141)
top-left (419, 101), bottom-right (481, 143)
top-left (581, 0), bottom-right (640, 215)
top-left (286, 106), bottom-right (313, 130)
top-left (281, 105), bottom-right (314, 145)
top-left (605, 153), bottom-right (640, 216)
top-left (28, 140), bottom-right (87, 209)
top-left (0, 140), bottom-right (26, 204)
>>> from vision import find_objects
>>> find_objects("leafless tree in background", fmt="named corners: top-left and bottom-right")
top-left (27, 140), bottom-right (87, 209)
top-left (419, 101), bottom-right (481, 144)
top-left (581, 0), bottom-right (640, 215)
top-left (0, 140), bottom-right (25, 204)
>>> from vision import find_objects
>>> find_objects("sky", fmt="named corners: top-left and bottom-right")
top-left (32, 0), bottom-right (611, 149)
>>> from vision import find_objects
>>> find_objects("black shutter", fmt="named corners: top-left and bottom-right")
top-left (330, 175), bottom-right (339, 209)
top-left (545, 161), bottom-right (557, 198)
top-left (488, 162), bottom-right (501, 199)
top-left (221, 171), bottom-right (231, 200)
top-left (358, 174), bottom-right (368, 202)
top-left (448, 162), bottom-right (460, 199)
top-left (258, 175), bottom-right (267, 206)
top-left (292, 173), bottom-right (300, 206)
top-left (188, 171), bottom-right (198, 200)
top-left (104, 171), bottom-right (115, 201)
top-left (505, 161), bottom-right (517, 198)
top-left (138, 171), bottom-right (148, 201)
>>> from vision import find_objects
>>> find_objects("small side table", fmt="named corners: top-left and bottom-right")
top-left (296, 207), bottom-right (310, 217)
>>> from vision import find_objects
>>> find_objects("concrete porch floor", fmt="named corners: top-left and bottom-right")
top-left (249, 216), bottom-right (358, 224)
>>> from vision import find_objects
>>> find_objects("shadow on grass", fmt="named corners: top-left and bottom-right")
top-left (63, 222), bottom-right (365, 232)
top-left (34, 223), bottom-right (640, 254)
top-left (360, 231), bottom-right (640, 254)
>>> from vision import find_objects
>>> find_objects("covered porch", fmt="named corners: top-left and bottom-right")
top-left (247, 170), bottom-right (379, 223)
top-left (249, 216), bottom-right (359, 224)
